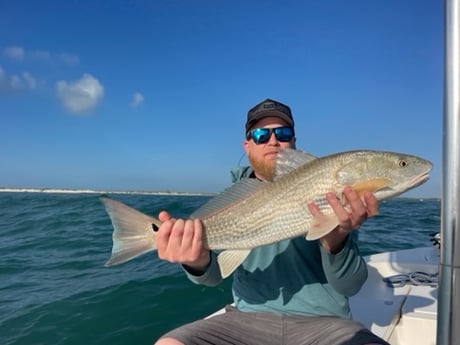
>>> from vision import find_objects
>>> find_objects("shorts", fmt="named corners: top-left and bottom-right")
top-left (158, 305), bottom-right (390, 345)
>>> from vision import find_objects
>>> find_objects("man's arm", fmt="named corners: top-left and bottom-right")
top-left (183, 250), bottom-right (223, 286)
top-left (319, 232), bottom-right (367, 296)
top-left (308, 187), bottom-right (379, 296)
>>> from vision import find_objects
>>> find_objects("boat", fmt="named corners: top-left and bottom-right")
top-left (347, 244), bottom-right (438, 344)
top-left (206, 1), bottom-right (460, 344)
top-left (206, 240), bottom-right (440, 345)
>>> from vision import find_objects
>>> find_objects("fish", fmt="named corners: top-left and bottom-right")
top-left (100, 148), bottom-right (432, 278)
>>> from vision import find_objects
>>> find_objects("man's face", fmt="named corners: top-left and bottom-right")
top-left (243, 116), bottom-right (296, 181)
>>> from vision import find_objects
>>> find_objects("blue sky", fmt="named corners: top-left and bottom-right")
top-left (0, 1), bottom-right (443, 197)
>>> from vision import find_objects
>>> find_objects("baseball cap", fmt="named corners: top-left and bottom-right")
top-left (245, 98), bottom-right (294, 134)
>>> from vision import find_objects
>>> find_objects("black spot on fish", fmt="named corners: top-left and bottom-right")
top-left (152, 224), bottom-right (159, 232)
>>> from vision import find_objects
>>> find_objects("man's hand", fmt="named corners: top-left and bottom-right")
top-left (156, 211), bottom-right (210, 272)
top-left (308, 186), bottom-right (379, 254)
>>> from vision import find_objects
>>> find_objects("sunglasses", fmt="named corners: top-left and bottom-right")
top-left (247, 126), bottom-right (295, 145)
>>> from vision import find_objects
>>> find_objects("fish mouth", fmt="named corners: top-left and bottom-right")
top-left (376, 171), bottom-right (431, 198)
top-left (410, 172), bottom-right (430, 188)
top-left (396, 171), bottom-right (431, 194)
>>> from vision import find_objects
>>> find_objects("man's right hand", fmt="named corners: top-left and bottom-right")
top-left (156, 211), bottom-right (211, 272)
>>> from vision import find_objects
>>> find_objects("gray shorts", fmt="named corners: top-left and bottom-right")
top-left (159, 306), bottom-right (389, 345)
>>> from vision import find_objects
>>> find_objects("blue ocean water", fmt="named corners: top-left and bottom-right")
top-left (0, 192), bottom-right (440, 345)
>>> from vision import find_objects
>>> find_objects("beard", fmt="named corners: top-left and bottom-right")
top-left (247, 152), bottom-right (276, 181)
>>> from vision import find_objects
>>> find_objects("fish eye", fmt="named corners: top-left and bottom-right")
top-left (398, 159), bottom-right (408, 167)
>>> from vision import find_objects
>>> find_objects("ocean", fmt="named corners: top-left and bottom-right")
top-left (0, 191), bottom-right (440, 345)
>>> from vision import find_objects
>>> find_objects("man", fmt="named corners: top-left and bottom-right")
top-left (154, 99), bottom-right (388, 345)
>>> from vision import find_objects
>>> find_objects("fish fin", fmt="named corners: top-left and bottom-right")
top-left (217, 249), bottom-right (251, 278)
top-left (306, 214), bottom-right (339, 240)
top-left (100, 197), bottom-right (161, 266)
top-left (351, 178), bottom-right (391, 197)
top-left (274, 148), bottom-right (317, 180)
top-left (191, 149), bottom-right (317, 219)
top-left (191, 179), bottom-right (264, 219)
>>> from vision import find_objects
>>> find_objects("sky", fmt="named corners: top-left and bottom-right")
top-left (0, 0), bottom-right (443, 198)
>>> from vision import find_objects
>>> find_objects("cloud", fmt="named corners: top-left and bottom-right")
top-left (0, 65), bottom-right (38, 92)
top-left (3, 46), bottom-right (25, 60)
top-left (56, 74), bottom-right (104, 114)
top-left (20, 72), bottom-right (37, 90)
top-left (59, 53), bottom-right (80, 65)
top-left (2, 45), bottom-right (79, 65)
top-left (29, 50), bottom-right (51, 60)
top-left (131, 92), bottom-right (144, 108)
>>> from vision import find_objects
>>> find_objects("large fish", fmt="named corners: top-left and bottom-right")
top-left (100, 149), bottom-right (432, 278)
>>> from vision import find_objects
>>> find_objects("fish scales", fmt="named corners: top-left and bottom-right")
top-left (100, 149), bottom-right (432, 277)
top-left (198, 152), bottom-right (346, 250)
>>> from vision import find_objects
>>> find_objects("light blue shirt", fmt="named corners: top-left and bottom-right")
top-left (183, 167), bottom-right (367, 318)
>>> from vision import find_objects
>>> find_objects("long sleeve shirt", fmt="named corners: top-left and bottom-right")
top-left (182, 167), bottom-right (368, 319)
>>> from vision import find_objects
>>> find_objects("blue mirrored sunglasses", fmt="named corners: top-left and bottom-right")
top-left (247, 126), bottom-right (295, 145)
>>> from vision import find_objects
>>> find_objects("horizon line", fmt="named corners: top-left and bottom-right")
top-left (0, 187), bottom-right (215, 196)
top-left (0, 186), bottom-right (440, 200)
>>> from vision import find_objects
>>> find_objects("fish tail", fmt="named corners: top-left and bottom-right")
top-left (100, 197), bottom-right (162, 267)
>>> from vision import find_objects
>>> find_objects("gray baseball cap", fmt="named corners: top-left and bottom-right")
top-left (245, 98), bottom-right (294, 135)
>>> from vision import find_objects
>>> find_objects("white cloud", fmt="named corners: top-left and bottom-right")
top-left (3, 46), bottom-right (25, 60)
top-left (131, 92), bottom-right (144, 108)
top-left (3, 45), bottom-right (80, 65)
top-left (56, 73), bottom-right (104, 114)
top-left (10, 75), bottom-right (21, 89)
top-left (0, 65), bottom-right (37, 92)
top-left (21, 71), bottom-right (37, 90)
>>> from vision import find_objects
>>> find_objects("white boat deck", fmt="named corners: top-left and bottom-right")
top-left (350, 246), bottom-right (439, 344)
top-left (207, 246), bottom-right (439, 345)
